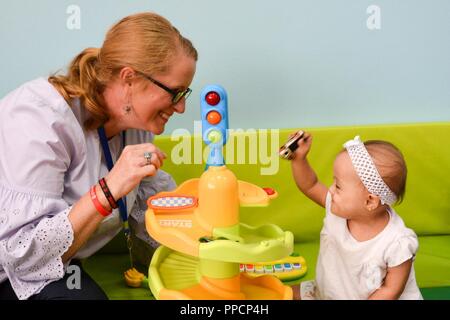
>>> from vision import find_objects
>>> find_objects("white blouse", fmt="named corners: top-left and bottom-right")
top-left (0, 78), bottom-right (176, 299)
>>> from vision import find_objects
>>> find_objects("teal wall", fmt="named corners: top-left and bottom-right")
top-left (1, 0), bottom-right (449, 133)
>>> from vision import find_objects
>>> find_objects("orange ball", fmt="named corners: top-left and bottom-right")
top-left (206, 111), bottom-right (222, 125)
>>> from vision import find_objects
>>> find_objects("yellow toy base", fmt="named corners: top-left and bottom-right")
top-left (149, 246), bottom-right (292, 300)
top-left (159, 274), bottom-right (291, 300)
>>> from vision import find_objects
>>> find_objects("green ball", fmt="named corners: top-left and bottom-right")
top-left (208, 130), bottom-right (222, 143)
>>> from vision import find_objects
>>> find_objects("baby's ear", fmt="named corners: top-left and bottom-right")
top-left (365, 194), bottom-right (381, 211)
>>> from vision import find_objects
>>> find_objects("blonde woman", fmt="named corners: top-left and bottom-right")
top-left (0, 12), bottom-right (197, 300)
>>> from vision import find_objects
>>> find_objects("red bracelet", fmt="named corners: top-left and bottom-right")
top-left (98, 178), bottom-right (118, 209)
top-left (90, 185), bottom-right (112, 217)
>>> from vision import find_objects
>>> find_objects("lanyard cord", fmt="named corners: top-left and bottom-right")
top-left (97, 126), bottom-right (130, 237)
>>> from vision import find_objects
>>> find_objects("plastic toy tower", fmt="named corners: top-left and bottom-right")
top-left (145, 85), bottom-right (294, 300)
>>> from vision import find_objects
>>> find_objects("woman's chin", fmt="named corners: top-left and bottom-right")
top-left (149, 124), bottom-right (165, 135)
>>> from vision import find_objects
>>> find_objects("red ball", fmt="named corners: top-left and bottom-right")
top-left (205, 91), bottom-right (220, 106)
top-left (263, 187), bottom-right (276, 196)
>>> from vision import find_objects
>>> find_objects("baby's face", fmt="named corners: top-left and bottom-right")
top-left (329, 151), bottom-right (370, 219)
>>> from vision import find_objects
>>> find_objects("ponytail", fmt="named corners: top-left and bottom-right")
top-left (49, 47), bottom-right (107, 130)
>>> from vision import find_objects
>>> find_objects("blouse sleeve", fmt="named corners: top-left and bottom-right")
top-left (384, 232), bottom-right (419, 268)
top-left (0, 84), bottom-right (80, 299)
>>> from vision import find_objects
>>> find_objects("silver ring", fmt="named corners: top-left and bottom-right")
top-left (144, 151), bottom-right (153, 165)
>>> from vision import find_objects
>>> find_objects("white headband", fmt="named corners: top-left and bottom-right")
top-left (343, 136), bottom-right (397, 205)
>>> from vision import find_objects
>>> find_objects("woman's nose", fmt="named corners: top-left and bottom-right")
top-left (172, 100), bottom-right (186, 114)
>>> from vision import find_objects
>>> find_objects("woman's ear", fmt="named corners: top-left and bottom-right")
top-left (119, 67), bottom-right (136, 85)
top-left (365, 194), bottom-right (381, 211)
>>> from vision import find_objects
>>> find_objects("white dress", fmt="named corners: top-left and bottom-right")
top-left (0, 78), bottom-right (175, 299)
top-left (301, 192), bottom-right (423, 300)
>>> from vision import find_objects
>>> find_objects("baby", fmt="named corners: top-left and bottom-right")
top-left (289, 132), bottom-right (422, 300)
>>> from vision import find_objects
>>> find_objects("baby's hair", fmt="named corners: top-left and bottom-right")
top-left (363, 140), bottom-right (407, 204)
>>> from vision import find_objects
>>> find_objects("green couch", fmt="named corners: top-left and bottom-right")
top-left (83, 122), bottom-right (450, 299)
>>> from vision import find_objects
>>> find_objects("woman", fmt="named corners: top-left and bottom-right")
top-left (0, 12), bottom-right (197, 299)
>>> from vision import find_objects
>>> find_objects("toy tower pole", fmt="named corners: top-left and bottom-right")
top-left (199, 85), bottom-right (239, 228)
top-left (200, 85), bottom-right (229, 168)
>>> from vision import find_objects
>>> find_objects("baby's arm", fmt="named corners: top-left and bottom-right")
top-left (368, 259), bottom-right (413, 300)
top-left (290, 132), bottom-right (328, 207)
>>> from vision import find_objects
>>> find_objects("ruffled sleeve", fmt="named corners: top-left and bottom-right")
top-left (0, 185), bottom-right (74, 299)
top-left (384, 233), bottom-right (419, 268)
top-left (0, 79), bottom-right (81, 299)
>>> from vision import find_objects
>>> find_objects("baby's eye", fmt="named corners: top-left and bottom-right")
top-left (336, 185), bottom-right (340, 190)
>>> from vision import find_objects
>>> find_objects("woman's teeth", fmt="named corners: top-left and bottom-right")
top-left (159, 112), bottom-right (170, 120)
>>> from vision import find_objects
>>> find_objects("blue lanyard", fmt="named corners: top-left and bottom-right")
top-left (97, 126), bottom-right (130, 236)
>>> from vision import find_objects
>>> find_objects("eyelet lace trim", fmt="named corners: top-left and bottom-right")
top-left (0, 206), bottom-right (74, 300)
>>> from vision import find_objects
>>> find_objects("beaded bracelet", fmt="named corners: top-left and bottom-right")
top-left (90, 185), bottom-right (112, 217)
top-left (98, 178), bottom-right (118, 209)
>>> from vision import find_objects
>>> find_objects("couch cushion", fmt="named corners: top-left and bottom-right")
top-left (153, 123), bottom-right (450, 242)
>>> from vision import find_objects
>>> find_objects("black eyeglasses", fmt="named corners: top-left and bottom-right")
top-left (138, 72), bottom-right (192, 104)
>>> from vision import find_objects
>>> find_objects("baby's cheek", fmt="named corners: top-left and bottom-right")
top-left (330, 197), bottom-right (348, 217)
top-left (330, 200), bottom-right (339, 214)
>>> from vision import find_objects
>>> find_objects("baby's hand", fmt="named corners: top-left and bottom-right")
top-left (291, 131), bottom-right (312, 161)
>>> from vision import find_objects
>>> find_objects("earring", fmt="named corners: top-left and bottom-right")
top-left (124, 83), bottom-right (132, 115)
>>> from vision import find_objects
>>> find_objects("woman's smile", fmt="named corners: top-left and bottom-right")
top-left (158, 111), bottom-right (171, 122)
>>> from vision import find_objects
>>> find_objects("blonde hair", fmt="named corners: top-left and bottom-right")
top-left (364, 140), bottom-right (408, 204)
top-left (49, 12), bottom-right (198, 130)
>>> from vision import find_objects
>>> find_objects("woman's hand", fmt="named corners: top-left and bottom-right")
top-left (104, 143), bottom-right (166, 199)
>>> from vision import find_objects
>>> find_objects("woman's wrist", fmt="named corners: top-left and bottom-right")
top-left (103, 175), bottom-right (122, 202)
top-left (90, 184), bottom-right (112, 216)
top-left (95, 184), bottom-right (112, 210)
top-left (99, 177), bottom-right (118, 209)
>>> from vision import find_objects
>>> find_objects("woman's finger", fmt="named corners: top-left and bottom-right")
top-left (153, 148), bottom-right (166, 161)
top-left (133, 143), bottom-right (166, 163)
top-left (139, 150), bottom-right (162, 169)
top-left (138, 163), bottom-right (157, 177)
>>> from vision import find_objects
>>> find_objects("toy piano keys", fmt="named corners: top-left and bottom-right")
top-left (240, 252), bottom-right (307, 282)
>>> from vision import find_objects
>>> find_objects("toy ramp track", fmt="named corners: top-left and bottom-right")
top-left (149, 246), bottom-right (292, 300)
